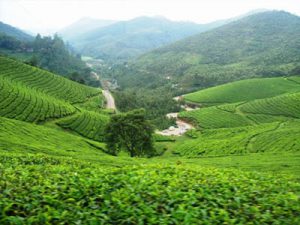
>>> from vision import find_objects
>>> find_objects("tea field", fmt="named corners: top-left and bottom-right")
top-left (57, 110), bottom-right (110, 142)
top-left (1, 56), bottom-right (300, 224)
top-left (184, 76), bottom-right (300, 106)
top-left (1, 152), bottom-right (299, 224)
top-left (0, 56), bottom-right (99, 103)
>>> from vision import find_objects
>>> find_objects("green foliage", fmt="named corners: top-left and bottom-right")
top-left (0, 159), bottom-right (299, 224)
top-left (240, 92), bottom-right (300, 118)
top-left (184, 76), bottom-right (300, 105)
top-left (105, 109), bottom-right (155, 157)
top-left (33, 34), bottom-right (90, 80)
top-left (0, 56), bottom-right (99, 103)
top-left (115, 11), bottom-right (300, 92)
top-left (0, 21), bottom-right (33, 41)
top-left (75, 95), bottom-right (105, 112)
top-left (0, 116), bottom-right (106, 160)
top-left (70, 17), bottom-right (210, 61)
top-left (0, 31), bottom-right (99, 86)
top-left (114, 88), bottom-right (180, 129)
top-left (0, 77), bottom-right (75, 122)
top-left (173, 121), bottom-right (300, 157)
top-left (179, 107), bottom-right (252, 129)
top-left (0, 33), bottom-right (24, 50)
top-left (57, 110), bottom-right (110, 142)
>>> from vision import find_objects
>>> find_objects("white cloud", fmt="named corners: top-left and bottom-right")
top-left (1, 0), bottom-right (299, 34)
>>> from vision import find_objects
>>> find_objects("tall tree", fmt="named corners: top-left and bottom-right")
top-left (104, 109), bottom-right (155, 157)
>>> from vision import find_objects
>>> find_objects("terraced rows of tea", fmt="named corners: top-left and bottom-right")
top-left (173, 121), bottom-right (300, 157)
top-left (57, 110), bottom-right (110, 142)
top-left (180, 89), bottom-right (300, 129)
top-left (239, 92), bottom-right (300, 119)
top-left (0, 56), bottom-right (100, 103)
top-left (0, 57), bottom-right (109, 131)
top-left (0, 77), bottom-right (75, 122)
top-left (179, 106), bottom-right (253, 128)
top-left (0, 116), bottom-right (106, 160)
top-left (1, 55), bottom-right (300, 224)
top-left (1, 156), bottom-right (299, 224)
top-left (184, 77), bottom-right (300, 106)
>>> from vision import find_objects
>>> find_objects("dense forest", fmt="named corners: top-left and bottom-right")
top-left (110, 11), bottom-right (300, 94)
top-left (0, 22), bottom-right (99, 86)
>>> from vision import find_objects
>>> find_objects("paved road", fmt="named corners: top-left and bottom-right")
top-left (102, 90), bottom-right (116, 110)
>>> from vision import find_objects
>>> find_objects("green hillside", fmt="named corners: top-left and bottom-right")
top-left (0, 77), bottom-right (75, 122)
top-left (1, 156), bottom-right (299, 224)
top-left (179, 77), bottom-right (300, 129)
top-left (69, 16), bottom-right (212, 61)
top-left (239, 92), bottom-right (300, 118)
top-left (0, 116), bottom-right (106, 160)
top-left (0, 114), bottom-right (299, 224)
top-left (184, 76), bottom-right (300, 105)
top-left (0, 57), bottom-right (99, 103)
top-left (180, 106), bottom-right (253, 129)
top-left (0, 21), bottom-right (33, 41)
top-left (173, 121), bottom-right (300, 157)
top-left (115, 11), bottom-right (300, 93)
top-left (57, 110), bottom-right (110, 142)
top-left (1, 13), bottom-right (300, 223)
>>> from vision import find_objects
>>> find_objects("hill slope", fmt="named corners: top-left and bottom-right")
top-left (69, 16), bottom-right (214, 60)
top-left (0, 56), bottom-right (99, 103)
top-left (0, 21), bottom-right (33, 41)
top-left (118, 11), bottom-right (300, 92)
top-left (0, 57), bottom-right (106, 127)
top-left (184, 76), bottom-right (300, 105)
top-left (58, 17), bottom-right (116, 41)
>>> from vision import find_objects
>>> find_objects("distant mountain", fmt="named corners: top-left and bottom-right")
top-left (58, 17), bottom-right (116, 41)
top-left (68, 16), bottom-right (224, 60)
top-left (0, 21), bottom-right (33, 41)
top-left (117, 11), bottom-right (300, 93)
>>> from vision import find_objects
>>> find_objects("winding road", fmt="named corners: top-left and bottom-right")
top-left (102, 90), bottom-right (116, 110)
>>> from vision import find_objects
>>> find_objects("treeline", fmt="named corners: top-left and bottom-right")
top-left (114, 88), bottom-right (180, 129)
top-left (0, 33), bottom-right (100, 87)
top-left (105, 11), bottom-right (300, 94)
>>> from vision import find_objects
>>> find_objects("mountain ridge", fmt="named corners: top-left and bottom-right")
top-left (117, 10), bottom-right (300, 92)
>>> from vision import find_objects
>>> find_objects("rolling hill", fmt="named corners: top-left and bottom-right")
top-left (0, 57), bottom-right (106, 127)
top-left (1, 13), bottom-right (300, 223)
top-left (117, 11), bottom-right (300, 92)
top-left (173, 121), bottom-right (300, 157)
top-left (68, 16), bottom-right (216, 60)
top-left (183, 76), bottom-right (300, 105)
top-left (0, 56), bottom-right (99, 103)
top-left (179, 86), bottom-right (300, 129)
top-left (58, 17), bottom-right (116, 41)
top-left (176, 74), bottom-right (300, 157)
top-left (0, 21), bottom-right (33, 41)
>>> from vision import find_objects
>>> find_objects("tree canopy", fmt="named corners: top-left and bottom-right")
top-left (104, 109), bottom-right (155, 157)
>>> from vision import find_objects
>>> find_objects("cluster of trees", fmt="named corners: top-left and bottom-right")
top-left (103, 11), bottom-right (300, 94)
top-left (114, 88), bottom-right (179, 130)
top-left (0, 33), bottom-right (100, 87)
top-left (104, 109), bottom-right (156, 157)
top-left (0, 33), bottom-right (26, 50)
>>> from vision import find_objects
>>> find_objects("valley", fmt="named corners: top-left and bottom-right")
top-left (0, 6), bottom-right (300, 224)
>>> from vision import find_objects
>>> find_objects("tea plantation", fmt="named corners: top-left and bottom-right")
top-left (1, 157), bottom-right (299, 224)
top-left (57, 110), bottom-right (110, 142)
top-left (172, 121), bottom-right (300, 157)
top-left (0, 56), bottom-right (99, 103)
top-left (184, 77), bottom-right (300, 105)
top-left (0, 77), bottom-right (75, 122)
top-left (0, 56), bottom-right (300, 224)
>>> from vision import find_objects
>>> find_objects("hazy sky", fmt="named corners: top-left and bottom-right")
top-left (1, 0), bottom-right (300, 34)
